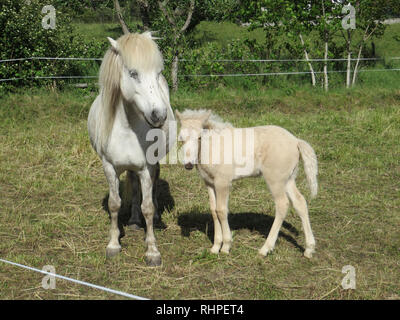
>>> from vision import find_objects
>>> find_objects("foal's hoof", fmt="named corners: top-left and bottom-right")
top-left (304, 248), bottom-right (315, 259)
top-left (145, 254), bottom-right (162, 267)
top-left (106, 246), bottom-right (121, 258)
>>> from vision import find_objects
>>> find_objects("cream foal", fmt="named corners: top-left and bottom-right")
top-left (176, 109), bottom-right (318, 258)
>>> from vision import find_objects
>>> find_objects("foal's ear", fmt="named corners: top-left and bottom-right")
top-left (175, 110), bottom-right (182, 121)
top-left (202, 110), bottom-right (212, 123)
top-left (107, 37), bottom-right (119, 53)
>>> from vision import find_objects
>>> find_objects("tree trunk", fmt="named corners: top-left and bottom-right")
top-left (346, 30), bottom-right (352, 88)
top-left (171, 54), bottom-right (179, 92)
top-left (322, 1), bottom-right (328, 92)
top-left (352, 43), bottom-right (363, 86)
top-left (324, 40), bottom-right (329, 91)
top-left (158, 0), bottom-right (195, 92)
top-left (299, 34), bottom-right (316, 87)
top-left (352, 25), bottom-right (375, 87)
top-left (114, 0), bottom-right (130, 35)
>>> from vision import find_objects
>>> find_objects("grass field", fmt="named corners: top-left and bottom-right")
top-left (0, 85), bottom-right (399, 299)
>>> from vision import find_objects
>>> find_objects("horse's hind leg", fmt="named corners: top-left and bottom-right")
top-left (128, 163), bottom-right (160, 229)
top-left (259, 179), bottom-right (289, 256)
top-left (138, 167), bottom-right (161, 266)
top-left (127, 170), bottom-right (143, 230)
top-left (286, 179), bottom-right (316, 258)
top-left (103, 160), bottom-right (122, 258)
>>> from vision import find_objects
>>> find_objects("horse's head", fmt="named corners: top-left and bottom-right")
top-left (107, 32), bottom-right (169, 128)
top-left (175, 110), bottom-right (211, 170)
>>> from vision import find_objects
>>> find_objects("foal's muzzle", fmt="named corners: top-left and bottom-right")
top-left (184, 163), bottom-right (194, 170)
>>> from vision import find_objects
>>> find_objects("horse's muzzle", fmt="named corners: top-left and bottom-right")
top-left (149, 109), bottom-right (167, 128)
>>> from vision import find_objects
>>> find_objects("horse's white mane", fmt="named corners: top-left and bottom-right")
top-left (180, 109), bottom-right (233, 130)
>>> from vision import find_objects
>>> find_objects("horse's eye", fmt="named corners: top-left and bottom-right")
top-left (129, 70), bottom-right (139, 79)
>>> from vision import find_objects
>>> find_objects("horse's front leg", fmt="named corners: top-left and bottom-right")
top-left (103, 159), bottom-right (122, 258)
top-left (138, 167), bottom-right (161, 266)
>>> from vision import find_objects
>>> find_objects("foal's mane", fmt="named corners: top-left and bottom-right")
top-left (94, 32), bottom-right (163, 151)
top-left (180, 109), bottom-right (233, 130)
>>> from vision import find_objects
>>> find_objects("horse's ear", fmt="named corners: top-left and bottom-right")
top-left (142, 31), bottom-right (153, 39)
top-left (107, 37), bottom-right (119, 53)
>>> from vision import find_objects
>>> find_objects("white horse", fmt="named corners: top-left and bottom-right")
top-left (176, 109), bottom-right (317, 258)
top-left (88, 32), bottom-right (175, 266)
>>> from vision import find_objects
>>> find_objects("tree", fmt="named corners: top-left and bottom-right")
top-left (236, 0), bottom-right (321, 87)
top-left (157, 0), bottom-right (195, 91)
top-left (348, 1), bottom-right (390, 86)
top-left (114, 0), bottom-right (130, 34)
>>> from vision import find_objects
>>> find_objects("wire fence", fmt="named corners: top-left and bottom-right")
top-left (0, 56), bottom-right (399, 82)
top-left (0, 258), bottom-right (149, 300)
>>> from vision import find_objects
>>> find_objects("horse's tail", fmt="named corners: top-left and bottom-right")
top-left (298, 139), bottom-right (318, 199)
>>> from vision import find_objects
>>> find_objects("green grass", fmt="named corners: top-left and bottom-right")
top-left (0, 85), bottom-right (399, 299)
top-left (73, 22), bottom-right (123, 44)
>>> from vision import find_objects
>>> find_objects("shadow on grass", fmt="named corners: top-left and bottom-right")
top-left (102, 177), bottom-right (175, 239)
top-left (178, 210), bottom-right (304, 253)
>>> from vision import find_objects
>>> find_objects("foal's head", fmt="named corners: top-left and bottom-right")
top-left (175, 110), bottom-right (211, 170)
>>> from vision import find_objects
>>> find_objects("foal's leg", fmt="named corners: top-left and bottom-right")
top-left (207, 186), bottom-right (223, 254)
top-left (214, 182), bottom-right (232, 254)
top-left (259, 179), bottom-right (289, 256)
top-left (286, 179), bottom-right (316, 258)
top-left (138, 167), bottom-right (161, 266)
top-left (103, 160), bottom-right (122, 258)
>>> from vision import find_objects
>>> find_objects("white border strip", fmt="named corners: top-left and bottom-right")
top-left (0, 258), bottom-right (149, 300)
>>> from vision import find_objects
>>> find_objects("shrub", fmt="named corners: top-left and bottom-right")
top-left (0, 0), bottom-right (106, 90)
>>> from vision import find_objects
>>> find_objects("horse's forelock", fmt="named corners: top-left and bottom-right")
top-left (118, 33), bottom-right (163, 72)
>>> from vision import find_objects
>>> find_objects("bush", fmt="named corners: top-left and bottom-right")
top-left (0, 0), bottom-right (106, 90)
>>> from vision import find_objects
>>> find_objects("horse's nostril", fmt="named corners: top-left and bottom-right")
top-left (151, 110), bottom-right (159, 122)
top-left (150, 110), bottom-right (167, 126)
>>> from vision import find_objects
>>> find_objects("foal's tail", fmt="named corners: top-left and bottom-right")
top-left (298, 139), bottom-right (318, 199)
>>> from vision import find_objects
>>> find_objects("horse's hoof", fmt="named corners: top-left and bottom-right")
top-left (106, 246), bottom-right (121, 258)
top-left (145, 254), bottom-right (162, 267)
top-left (128, 224), bottom-right (142, 231)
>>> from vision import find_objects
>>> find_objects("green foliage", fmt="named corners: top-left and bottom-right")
top-left (0, 0), bottom-right (107, 89)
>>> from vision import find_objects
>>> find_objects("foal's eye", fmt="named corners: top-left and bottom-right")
top-left (129, 70), bottom-right (139, 80)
